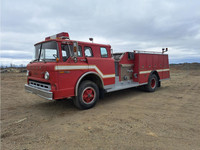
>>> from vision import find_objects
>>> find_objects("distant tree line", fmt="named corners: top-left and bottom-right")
top-left (1, 63), bottom-right (26, 69)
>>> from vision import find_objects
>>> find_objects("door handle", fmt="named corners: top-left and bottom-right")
top-left (80, 59), bottom-right (87, 62)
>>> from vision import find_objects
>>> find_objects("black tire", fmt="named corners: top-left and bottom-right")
top-left (73, 80), bottom-right (99, 109)
top-left (99, 88), bottom-right (105, 99)
top-left (145, 74), bottom-right (158, 92)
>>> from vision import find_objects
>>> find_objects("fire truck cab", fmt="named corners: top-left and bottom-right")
top-left (25, 32), bottom-right (170, 109)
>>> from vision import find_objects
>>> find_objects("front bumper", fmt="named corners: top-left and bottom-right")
top-left (25, 84), bottom-right (53, 100)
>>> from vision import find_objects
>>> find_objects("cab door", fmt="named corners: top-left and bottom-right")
top-left (56, 43), bottom-right (88, 98)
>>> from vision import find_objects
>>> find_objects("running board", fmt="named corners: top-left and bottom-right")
top-left (104, 76), bottom-right (146, 93)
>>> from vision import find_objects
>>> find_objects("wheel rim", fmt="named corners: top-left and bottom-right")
top-left (82, 87), bottom-right (96, 104)
top-left (151, 78), bottom-right (156, 89)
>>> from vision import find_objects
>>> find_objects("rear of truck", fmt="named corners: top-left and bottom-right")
top-left (134, 52), bottom-right (170, 84)
top-left (132, 51), bottom-right (170, 91)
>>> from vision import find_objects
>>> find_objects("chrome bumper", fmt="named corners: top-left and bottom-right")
top-left (25, 84), bottom-right (53, 100)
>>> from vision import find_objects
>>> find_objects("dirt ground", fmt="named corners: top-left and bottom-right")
top-left (1, 66), bottom-right (200, 150)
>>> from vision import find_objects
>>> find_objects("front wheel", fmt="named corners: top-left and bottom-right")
top-left (73, 80), bottom-right (99, 109)
top-left (145, 74), bottom-right (158, 92)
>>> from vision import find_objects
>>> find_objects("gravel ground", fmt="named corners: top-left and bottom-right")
top-left (1, 67), bottom-right (200, 150)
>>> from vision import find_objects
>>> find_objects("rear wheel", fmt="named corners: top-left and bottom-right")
top-left (73, 80), bottom-right (99, 109)
top-left (145, 74), bottom-right (158, 92)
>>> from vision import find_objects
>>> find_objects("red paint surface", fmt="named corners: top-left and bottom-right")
top-left (27, 34), bottom-right (170, 100)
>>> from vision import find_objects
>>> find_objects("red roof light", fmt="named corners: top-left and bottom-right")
top-left (45, 32), bottom-right (70, 40)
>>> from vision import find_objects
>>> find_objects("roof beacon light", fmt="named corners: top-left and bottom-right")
top-left (89, 38), bottom-right (93, 43)
top-left (45, 32), bottom-right (70, 40)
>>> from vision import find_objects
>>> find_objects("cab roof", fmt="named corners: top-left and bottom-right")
top-left (34, 39), bottom-right (111, 48)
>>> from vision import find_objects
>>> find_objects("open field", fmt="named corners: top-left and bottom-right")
top-left (1, 64), bottom-right (200, 150)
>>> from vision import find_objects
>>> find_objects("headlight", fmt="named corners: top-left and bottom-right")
top-left (26, 70), bottom-right (29, 76)
top-left (44, 71), bottom-right (49, 80)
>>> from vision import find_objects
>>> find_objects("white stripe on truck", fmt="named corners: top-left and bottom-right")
top-left (139, 68), bottom-right (170, 74)
top-left (55, 65), bottom-right (115, 78)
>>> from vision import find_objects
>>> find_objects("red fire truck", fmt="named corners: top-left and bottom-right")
top-left (25, 32), bottom-right (170, 109)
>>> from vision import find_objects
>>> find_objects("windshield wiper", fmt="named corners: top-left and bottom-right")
top-left (30, 59), bottom-right (39, 63)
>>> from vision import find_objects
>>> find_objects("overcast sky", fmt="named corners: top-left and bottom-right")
top-left (1, 0), bottom-right (200, 66)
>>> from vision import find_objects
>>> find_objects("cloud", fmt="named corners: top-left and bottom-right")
top-left (0, 50), bottom-right (33, 59)
top-left (1, 0), bottom-right (200, 66)
top-left (0, 58), bottom-right (31, 66)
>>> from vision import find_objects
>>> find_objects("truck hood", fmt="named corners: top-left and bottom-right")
top-left (27, 62), bottom-right (57, 79)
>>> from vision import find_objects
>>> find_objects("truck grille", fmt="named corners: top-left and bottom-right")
top-left (29, 80), bottom-right (51, 91)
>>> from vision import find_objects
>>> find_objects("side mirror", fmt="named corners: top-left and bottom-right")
top-left (111, 49), bottom-right (113, 57)
top-left (72, 41), bottom-right (78, 63)
top-left (73, 41), bottom-right (78, 57)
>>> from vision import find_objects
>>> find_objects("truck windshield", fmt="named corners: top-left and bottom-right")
top-left (35, 41), bottom-right (58, 62)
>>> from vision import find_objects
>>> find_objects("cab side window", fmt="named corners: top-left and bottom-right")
top-left (100, 47), bottom-right (108, 58)
top-left (61, 45), bottom-right (71, 62)
top-left (84, 47), bottom-right (93, 57)
top-left (78, 46), bottom-right (83, 57)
